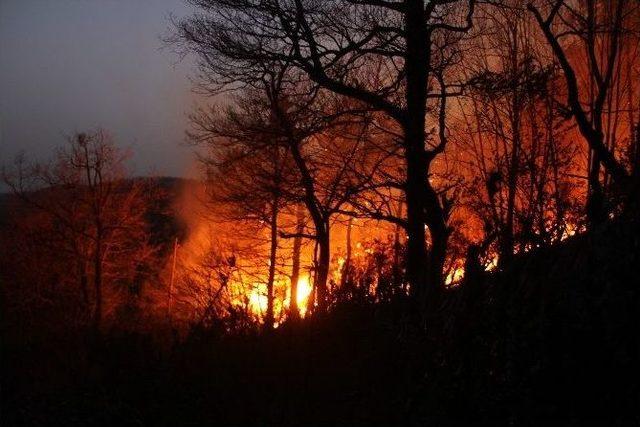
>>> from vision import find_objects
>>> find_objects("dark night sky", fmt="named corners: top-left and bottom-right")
top-left (0, 0), bottom-right (202, 182)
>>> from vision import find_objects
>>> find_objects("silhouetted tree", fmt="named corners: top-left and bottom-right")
top-left (176, 0), bottom-right (477, 311)
top-left (528, 0), bottom-right (640, 220)
top-left (457, 2), bottom-right (581, 266)
top-left (188, 66), bottom-right (371, 314)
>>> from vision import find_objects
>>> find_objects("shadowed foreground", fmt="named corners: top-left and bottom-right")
top-left (2, 219), bottom-right (639, 426)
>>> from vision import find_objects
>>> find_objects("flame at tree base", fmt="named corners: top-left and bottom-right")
top-left (245, 275), bottom-right (314, 323)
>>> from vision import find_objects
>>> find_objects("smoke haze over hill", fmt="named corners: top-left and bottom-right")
top-left (0, 0), bottom-right (199, 184)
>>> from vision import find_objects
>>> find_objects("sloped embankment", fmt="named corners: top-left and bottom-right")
top-left (431, 219), bottom-right (640, 424)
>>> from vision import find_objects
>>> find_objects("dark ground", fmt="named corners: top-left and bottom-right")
top-left (2, 218), bottom-right (639, 426)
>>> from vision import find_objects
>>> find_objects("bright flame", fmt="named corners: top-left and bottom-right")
top-left (248, 283), bottom-right (268, 315)
top-left (445, 265), bottom-right (465, 286)
top-left (296, 275), bottom-right (313, 317)
top-left (241, 275), bottom-right (314, 320)
top-left (445, 253), bottom-right (500, 286)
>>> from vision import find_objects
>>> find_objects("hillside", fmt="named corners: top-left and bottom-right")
top-left (0, 176), bottom-right (188, 240)
top-left (2, 217), bottom-right (639, 426)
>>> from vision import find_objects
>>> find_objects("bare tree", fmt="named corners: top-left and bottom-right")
top-left (204, 120), bottom-right (292, 328)
top-left (175, 0), bottom-right (477, 309)
top-left (3, 131), bottom-right (158, 332)
top-left (189, 77), bottom-right (364, 313)
top-left (528, 0), bottom-right (640, 220)
top-left (457, 2), bottom-right (581, 266)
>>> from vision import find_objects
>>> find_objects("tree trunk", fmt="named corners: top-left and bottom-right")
top-left (79, 261), bottom-right (89, 306)
top-left (502, 106), bottom-right (521, 268)
top-left (587, 151), bottom-right (606, 227)
top-left (265, 200), bottom-right (279, 329)
top-left (403, 0), bottom-right (430, 304)
top-left (632, 122), bottom-right (640, 205)
top-left (393, 200), bottom-right (404, 290)
top-left (404, 147), bottom-right (428, 301)
top-left (287, 136), bottom-right (330, 314)
top-left (341, 217), bottom-right (353, 287)
top-left (501, 27), bottom-right (521, 269)
top-left (424, 180), bottom-right (448, 299)
top-left (289, 205), bottom-right (304, 320)
top-left (92, 236), bottom-right (102, 333)
top-left (315, 226), bottom-right (330, 313)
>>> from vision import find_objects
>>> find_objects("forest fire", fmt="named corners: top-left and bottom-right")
top-left (245, 275), bottom-right (313, 321)
top-left (2, 0), bottom-right (640, 424)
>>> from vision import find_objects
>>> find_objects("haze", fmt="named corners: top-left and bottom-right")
top-left (0, 0), bottom-right (197, 180)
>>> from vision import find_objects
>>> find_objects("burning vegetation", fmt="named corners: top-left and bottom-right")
top-left (2, 0), bottom-right (640, 332)
top-left (2, 0), bottom-right (640, 425)
top-left (2, 0), bottom-right (639, 333)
